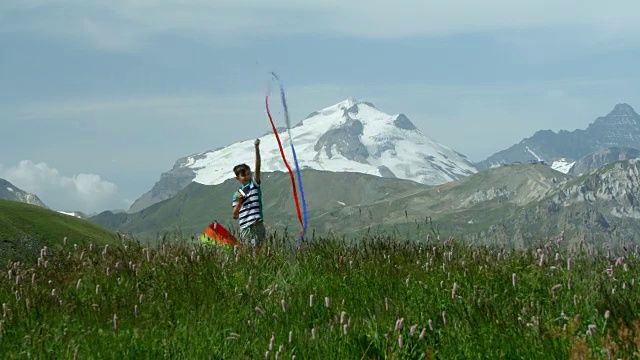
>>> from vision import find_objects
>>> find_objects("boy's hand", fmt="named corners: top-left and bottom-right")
top-left (254, 138), bottom-right (261, 184)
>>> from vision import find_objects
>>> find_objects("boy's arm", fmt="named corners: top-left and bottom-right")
top-left (254, 138), bottom-right (261, 184)
top-left (232, 192), bottom-right (243, 219)
top-left (232, 202), bottom-right (242, 219)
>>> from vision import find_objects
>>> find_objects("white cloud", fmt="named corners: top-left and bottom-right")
top-left (0, 160), bottom-right (131, 213)
top-left (1, 1), bottom-right (639, 51)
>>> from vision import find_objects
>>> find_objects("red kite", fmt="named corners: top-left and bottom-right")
top-left (200, 221), bottom-right (239, 248)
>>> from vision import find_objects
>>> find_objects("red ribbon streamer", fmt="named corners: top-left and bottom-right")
top-left (265, 95), bottom-right (304, 229)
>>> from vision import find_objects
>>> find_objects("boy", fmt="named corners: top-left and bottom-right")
top-left (232, 138), bottom-right (266, 253)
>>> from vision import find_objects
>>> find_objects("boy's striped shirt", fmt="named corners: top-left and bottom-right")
top-left (232, 178), bottom-right (263, 229)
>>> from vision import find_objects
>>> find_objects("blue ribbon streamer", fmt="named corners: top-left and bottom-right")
top-left (271, 72), bottom-right (309, 245)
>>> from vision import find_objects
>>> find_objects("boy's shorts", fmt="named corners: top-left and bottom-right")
top-left (240, 221), bottom-right (266, 248)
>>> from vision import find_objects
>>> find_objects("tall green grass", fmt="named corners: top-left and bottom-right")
top-left (1, 233), bottom-right (638, 358)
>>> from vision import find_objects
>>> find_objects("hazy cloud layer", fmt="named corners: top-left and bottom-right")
top-left (2, 1), bottom-right (639, 50)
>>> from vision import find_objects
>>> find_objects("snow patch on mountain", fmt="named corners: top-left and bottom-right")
top-left (551, 159), bottom-right (575, 174)
top-left (58, 211), bottom-right (84, 218)
top-left (186, 98), bottom-right (477, 186)
top-left (6, 187), bottom-right (13, 192)
top-left (526, 147), bottom-right (543, 162)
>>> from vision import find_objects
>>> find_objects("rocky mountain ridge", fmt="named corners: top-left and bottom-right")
top-left (478, 103), bottom-right (640, 170)
top-left (0, 178), bottom-right (48, 208)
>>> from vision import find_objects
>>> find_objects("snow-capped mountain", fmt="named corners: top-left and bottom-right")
top-left (129, 98), bottom-right (478, 212)
top-left (0, 178), bottom-right (48, 208)
top-left (478, 103), bottom-right (640, 170)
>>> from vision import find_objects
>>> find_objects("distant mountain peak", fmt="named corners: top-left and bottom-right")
top-left (316, 98), bottom-right (376, 115)
top-left (478, 102), bottom-right (640, 170)
top-left (129, 98), bottom-right (478, 212)
top-left (303, 98), bottom-right (373, 120)
top-left (0, 178), bottom-right (48, 208)
top-left (607, 103), bottom-right (638, 118)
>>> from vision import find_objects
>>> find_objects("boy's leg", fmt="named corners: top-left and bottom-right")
top-left (253, 222), bottom-right (266, 254)
top-left (239, 227), bottom-right (252, 253)
top-left (246, 222), bottom-right (266, 256)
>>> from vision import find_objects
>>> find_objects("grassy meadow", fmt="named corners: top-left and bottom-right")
top-left (0, 199), bottom-right (118, 265)
top-left (1, 231), bottom-right (639, 359)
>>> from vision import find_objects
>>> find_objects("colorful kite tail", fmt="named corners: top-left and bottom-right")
top-left (265, 95), bottom-right (304, 228)
top-left (276, 82), bottom-right (309, 234)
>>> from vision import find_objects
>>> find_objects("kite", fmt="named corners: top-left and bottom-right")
top-left (199, 220), bottom-right (239, 249)
top-left (266, 72), bottom-right (308, 248)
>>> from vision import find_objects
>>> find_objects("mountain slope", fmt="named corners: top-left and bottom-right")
top-left (92, 164), bottom-right (570, 242)
top-left (92, 169), bottom-right (424, 239)
top-left (465, 159), bottom-right (640, 248)
top-left (0, 199), bottom-right (117, 263)
top-left (92, 160), bottom-right (640, 249)
top-left (478, 103), bottom-right (640, 169)
top-left (129, 98), bottom-right (477, 212)
top-left (0, 178), bottom-right (48, 208)
top-left (568, 147), bottom-right (640, 176)
top-left (309, 163), bottom-right (571, 238)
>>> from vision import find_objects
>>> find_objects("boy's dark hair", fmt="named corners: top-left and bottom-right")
top-left (233, 164), bottom-right (251, 176)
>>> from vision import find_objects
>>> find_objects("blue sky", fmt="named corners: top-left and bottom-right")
top-left (1, 1), bottom-right (639, 213)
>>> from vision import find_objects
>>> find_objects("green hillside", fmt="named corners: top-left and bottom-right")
top-left (88, 160), bottom-right (640, 248)
top-left (0, 199), bottom-right (117, 263)
top-left (308, 163), bottom-right (570, 239)
top-left (89, 169), bottom-right (424, 241)
top-left (90, 165), bottom-right (575, 244)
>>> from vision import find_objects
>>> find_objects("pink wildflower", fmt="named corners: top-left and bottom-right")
top-left (410, 324), bottom-right (418, 336)
top-left (395, 318), bottom-right (404, 331)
